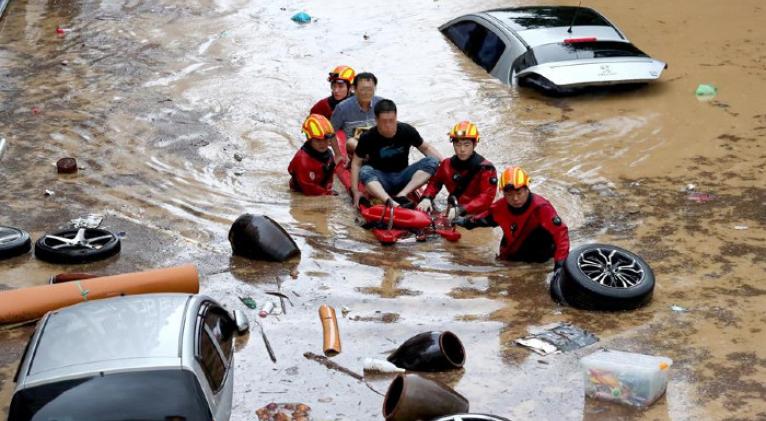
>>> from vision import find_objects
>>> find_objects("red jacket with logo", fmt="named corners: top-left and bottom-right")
top-left (288, 144), bottom-right (335, 196)
top-left (422, 153), bottom-right (497, 215)
top-left (470, 193), bottom-right (570, 262)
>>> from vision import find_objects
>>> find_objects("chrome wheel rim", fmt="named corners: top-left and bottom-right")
top-left (41, 228), bottom-right (116, 250)
top-left (577, 247), bottom-right (645, 288)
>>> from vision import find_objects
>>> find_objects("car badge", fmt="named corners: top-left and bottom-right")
top-left (598, 64), bottom-right (616, 76)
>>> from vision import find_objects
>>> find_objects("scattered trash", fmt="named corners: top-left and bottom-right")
top-left (44, 189), bottom-right (55, 196)
top-left (515, 323), bottom-right (599, 356)
top-left (364, 357), bottom-right (405, 374)
top-left (56, 157), bottom-right (78, 174)
top-left (55, 26), bottom-right (67, 35)
top-left (61, 60), bottom-right (68, 66)
top-left (687, 191), bottom-right (717, 203)
top-left (49, 272), bottom-right (98, 285)
top-left (363, 33), bottom-right (370, 40)
top-left (0, 137), bottom-right (7, 159)
top-left (70, 214), bottom-right (103, 229)
top-left (234, 152), bottom-right (244, 162)
top-left (259, 301), bottom-right (275, 318)
top-left (239, 296), bottom-right (257, 309)
top-left (733, 225), bottom-right (748, 230)
top-left (319, 304), bottom-right (341, 356)
top-left (31, 107), bottom-right (41, 115)
top-left (254, 320), bottom-right (277, 363)
top-left (695, 83), bottom-right (717, 101)
top-left (382, 374), bottom-right (469, 421)
top-left (684, 183), bottom-right (696, 192)
top-left (233, 169), bottom-right (245, 176)
top-left (116, 231), bottom-right (127, 238)
top-left (350, 311), bottom-right (399, 323)
top-left (388, 331), bottom-right (465, 371)
top-left (581, 349), bottom-right (672, 407)
top-left (670, 305), bottom-right (687, 312)
top-left (291, 12), bottom-right (311, 24)
top-left (341, 306), bottom-right (350, 317)
top-left (304, 352), bottom-right (363, 381)
top-left (229, 214), bottom-right (301, 262)
top-left (255, 402), bottom-right (311, 421)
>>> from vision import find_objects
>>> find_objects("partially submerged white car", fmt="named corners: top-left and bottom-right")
top-left (9, 294), bottom-right (249, 421)
top-left (440, 6), bottom-right (667, 95)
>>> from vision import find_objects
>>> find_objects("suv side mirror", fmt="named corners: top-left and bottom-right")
top-left (233, 310), bottom-right (249, 334)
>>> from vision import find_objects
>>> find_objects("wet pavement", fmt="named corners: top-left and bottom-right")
top-left (1, 0), bottom-right (765, 419)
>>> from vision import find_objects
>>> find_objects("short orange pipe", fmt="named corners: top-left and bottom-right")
top-left (319, 304), bottom-right (341, 356)
top-left (0, 264), bottom-right (199, 324)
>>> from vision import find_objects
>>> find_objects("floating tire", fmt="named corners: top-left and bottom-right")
top-left (228, 214), bottom-right (300, 262)
top-left (560, 243), bottom-right (654, 311)
top-left (35, 228), bottom-right (121, 264)
top-left (0, 226), bottom-right (32, 260)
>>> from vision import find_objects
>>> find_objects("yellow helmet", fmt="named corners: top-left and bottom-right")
top-left (328, 65), bottom-right (356, 85)
top-left (499, 166), bottom-right (530, 191)
top-left (302, 114), bottom-right (335, 141)
top-left (449, 121), bottom-right (480, 143)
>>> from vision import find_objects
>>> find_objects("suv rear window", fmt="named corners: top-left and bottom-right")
top-left (8, 370), bottom-right (212, 421)
top-left (512, 41), bottom-right (648, 72)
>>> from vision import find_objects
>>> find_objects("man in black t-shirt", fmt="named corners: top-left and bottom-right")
top-left (350, 99), bottom-right (443, 207)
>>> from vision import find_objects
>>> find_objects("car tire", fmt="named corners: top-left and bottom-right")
top-left (0, 225), bottom-right (32, 260)
top-left (35, 228), bottom-right (121, 264)
top-left (560, 243), bottom-right (654, 311)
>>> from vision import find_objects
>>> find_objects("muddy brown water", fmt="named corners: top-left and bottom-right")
top-left (1, 0), bottom-right (764, 419)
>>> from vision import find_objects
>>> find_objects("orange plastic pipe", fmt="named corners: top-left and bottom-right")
top-left (0, 264), bottom-right (199, 324)
top-left (319, 304), bottom-right (341, 356)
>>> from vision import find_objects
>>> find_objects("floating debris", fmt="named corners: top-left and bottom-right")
top-left (516, 322), bottom-right (599, 356)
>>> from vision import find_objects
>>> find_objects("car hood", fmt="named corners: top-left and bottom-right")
top-left (517, 57), bottom-right (667, 87)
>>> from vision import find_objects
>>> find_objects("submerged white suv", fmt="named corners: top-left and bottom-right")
top-left (9, 293), bottom-right (248, 421)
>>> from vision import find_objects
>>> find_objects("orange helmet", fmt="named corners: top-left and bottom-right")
top-left (449, 121), bottom-right (480, 143)
top-left (499, 166), bottom-right (531, 191)
top-left (328, 65), bottom-right (356, 85)
top-left (302, 114), bottom-right (335, 141)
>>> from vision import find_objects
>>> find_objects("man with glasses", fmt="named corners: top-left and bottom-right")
top-left (454, 166), bottom-right (569, 270)
top-left (288, 114), bottom-right (339, 196)
top-left (330, 72), bottom-right (383, 166)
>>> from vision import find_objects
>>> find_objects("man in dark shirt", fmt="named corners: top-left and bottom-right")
top-left (350, 99), bottom-right (442, 207)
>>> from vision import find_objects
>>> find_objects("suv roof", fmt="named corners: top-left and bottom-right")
top-left (484, 6), bottom-right (613, 31)
top-left (21, 294), bottom-right (193, 387)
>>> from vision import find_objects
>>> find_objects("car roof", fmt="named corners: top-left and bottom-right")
top-left (482, 6), bottom-right (626, 46)
top-left (22, 294), bottom-right (194, 386)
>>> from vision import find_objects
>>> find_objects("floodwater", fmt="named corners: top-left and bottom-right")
top-left (1, 0), bottom-right (764, 419)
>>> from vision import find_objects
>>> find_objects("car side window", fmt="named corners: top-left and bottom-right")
top-left (443, 20), bottom-right (506, 72)
top-left (196, 305), bottom-right (235, 392)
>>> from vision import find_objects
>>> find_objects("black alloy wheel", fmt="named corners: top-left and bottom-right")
top-left (0, 225), bottom-right (32, 260)
top-left (35, 227), bottom-right (121, 264)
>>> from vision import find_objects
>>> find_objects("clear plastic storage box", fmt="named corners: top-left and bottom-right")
top-left (581, 349), bottom-right (672, 407)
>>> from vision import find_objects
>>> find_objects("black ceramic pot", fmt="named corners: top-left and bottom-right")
top-left (387, 331), bottom-right (465, 371)
top-left (228, 214), bottom-right (300, 262)
top-left (382, 373), bottom-right (469, 421)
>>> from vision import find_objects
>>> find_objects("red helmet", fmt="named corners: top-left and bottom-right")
top-left (328, 65), bottom-right (356, 85)
top-left (302, 114), bottom-right (335, 141)
top-left (499, 166), bottom-right (530, 191)
top-left (449, 121), bottom-right (480, 143)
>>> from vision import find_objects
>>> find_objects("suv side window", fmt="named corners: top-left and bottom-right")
top-left (196, 305), bottom-right (235, 392)
top-left (443, 20), bottom-right (506, 72)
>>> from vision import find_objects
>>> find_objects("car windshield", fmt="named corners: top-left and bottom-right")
top-left (513, 41), bottom-right (648, 72)
top-left (9, 370), bottom-right (212, 421)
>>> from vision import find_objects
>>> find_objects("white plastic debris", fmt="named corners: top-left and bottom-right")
top-left (671, 305), bottom-right (687, 312)
top-left (363, 358), bottom-right (405, 373)
top-left (71, 214), bottom-right (104, 229)
top-left (733, 225), bottom-right (748, 230)
top-left (44, 189), bottom-right (55, 196)
top-left (259, 301), bottom-right (275, 318)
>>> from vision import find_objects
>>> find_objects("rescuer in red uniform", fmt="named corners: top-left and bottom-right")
top-left (455, 166), bottom-right (570, 270)
top-left (288, 114), bottom-right (338, 196)
top-left (416, 121), bottom-right (497, 220)
top-left (309, 65), bottom-right (355, 120)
